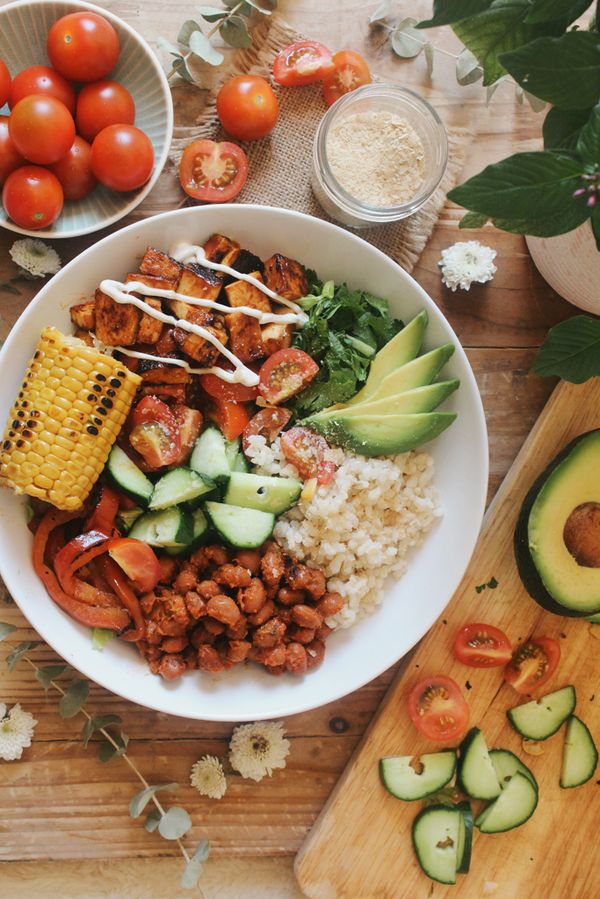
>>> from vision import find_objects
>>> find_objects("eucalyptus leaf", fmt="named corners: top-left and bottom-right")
top-left (391, 18), bottom-right (425, 58)
top-left (369, 0), bottom-right (391, 23)
top-left (222, 0), bottom-right (252, 9)
top-left (82, 714), bottom-right (122, 748)
top-left (98, 731), bottom-right (129, 762)
top-left (418, 0), bottom-right (494, 28)
top-left (145, 809), bottom-right (162, 832)
top-left (172, 57), bottom-right (195, 83)
top-left (35, 663), bottom-right (68, 692)
top-left (0, 282), bottom-right (21, 296)
top-left (543, 106), bottom-right (592, 150)
top-left (245, 0), bottom-right (273, 14)
top-left (196, 6), bottom-right (227, 22)
top-left (424, 41), bottom-right (434, 78)
top-left (58, 679), bottom-right (89, 718)
top-left (220, 16), bottom-right (253, 48)
top-left (459, 211), bottom-right (489, 228)
top-left (181, 839), bottom-right (210, 889)
top-left (485, 77), bottom-right (505, 106)
top-left (91, 627), bottom-right (114, 652)
top-left (156, 36), bottom-right (183, 57)
top-left (6, 640), bottom-right (40, 671)
top-left (456, 48), bottom-right (483, 85)
top-left (534, 316), bottom-right (600, 381)
top-left (576, 104), bottom-right (600, 164)
top-left (189, 29), bottom-right (226, 65)
top-left (525, 0), bottom-right (593, 24)
top-left (158, 806), bottom-right (192, 840)
top-left (0, 622), bottom-right (16, 641)
top-left (178, 19), bottom-right (202, 45)
top-left (129, 782), bottom-right (178, 818)
top-left (592, 207), bottom-right (600, 252)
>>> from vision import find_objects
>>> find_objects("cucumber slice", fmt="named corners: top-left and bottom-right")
top-left (129, 507), bottom-right (193, 547)
top-left (191, 426), bottom-right (231, 485)
top-left (411, 805), bottom-right (461, 885)
top-left (507, 685), bottom-right (576, 740)
top-left (379, 751), bottom-right (456, 801)
top-left (586, 611), bottom-right (600, 623)
top-left (458, 728), bottom-right (502, 801)
top-left (223, 472), bottom-right (302, 515)
top-left (149, 467), bottom-right (214, 511)
top-left (116, 507), bottom-right (143, 534)
top-left (489, 749), bottom-right (537, 790)
top-left (166, 509), bottom-right (210, 557)
top-left (224, 437), bottom-right (241, 467)
top-left (455, 801), bottom-right (473, 874)
top-left (560, 715), bottom-right (598, 788)
top-left (107, 444), bottom-right (153, 507)
top-left (475, 771), bottom-right (538, 833)
top-left (231, 451), bottom-right (250, 473)
top-left (204, 501), bottom-right (275, 549)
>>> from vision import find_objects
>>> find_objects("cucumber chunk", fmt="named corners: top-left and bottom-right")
top-left (191, 426), bottom-right (231, 485)
top-left (455, 801), bottom-right (473, 874)
top-left (379, 751), bottom-right (456, 801)
top-left (129, 507), bottom-right (193, 547)
top-left (149, 467), bottom-right (214, 511)
top-left (224, 438), bottom-right (250, 473)
top-left (204, 501), bottom-right (275, 549)
top-left (107, 444), bottom-right (153, 507)
top-left (458, 728), bottom-right (502, 800)
top-left (489, 749), bottom-right (537, 790)
top-left (560, 715), bottom-right (598, 788)
top-left (224, 472), bottom-right (302, 515)
top-left (166, 509), bottom-right (210, 557)
top-left (116, 507), bottom-right (143, 534)
top-left (475, 771), bottom-right (538, 833)
top-left (507, 685), bottom-right (576, 740)
top-left (411, 805), bottom-right (461, 885)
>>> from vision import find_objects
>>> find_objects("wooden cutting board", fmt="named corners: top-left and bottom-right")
top-left (295, 378), bottom-right (600, 899)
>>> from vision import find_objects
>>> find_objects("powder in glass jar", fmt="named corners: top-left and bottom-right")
top-left (325, 110), bottom-right (426, 207)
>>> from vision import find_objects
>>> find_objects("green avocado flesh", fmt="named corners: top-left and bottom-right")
top-left (307, 412), bottom-right (457, 456)
top-left (310, 380), bottom-right (460, 419)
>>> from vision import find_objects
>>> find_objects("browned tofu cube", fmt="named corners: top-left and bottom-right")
top-left (176, 264), bottom-right (223, 301)
top-left (139, 247), bottom-right (182, 281)
top-left (95, 288), bottom-right (139, 346)
top-left (73, 328), bottom-right (94, 347)
top-left (70, 301), bottom-right (96, 331)
top-left (261, 321), bottom-right (293, 357)
top-left (172, 308), bottom-right (228, 366)
top-left (225, 272), bottom-right (272, 314)
top-left (226, 313), bottom-right (266, 364)
top-left (203, 233), bottom-right (240, 263)
top-left (124, 276), bottom-right (169, 345)
top-left (138, 360), bottom-right (191, 385)
top-left (155, 327), bottom-right (178, 356)
top-left (264, 254), bottom-right (308, 300)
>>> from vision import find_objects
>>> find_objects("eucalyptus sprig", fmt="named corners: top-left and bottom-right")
top-left (0, 623), bottom-right (208, 892)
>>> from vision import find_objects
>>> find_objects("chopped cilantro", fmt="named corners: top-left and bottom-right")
top-left (475, 577), bottom-right (499, 594)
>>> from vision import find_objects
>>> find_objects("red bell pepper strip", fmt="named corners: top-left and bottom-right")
top-left (85, 484), bottom-right (120, 535)
top-left (53, 531), bottom-right (118, 607)
top-left (100, 555), bottom-right (146, 642)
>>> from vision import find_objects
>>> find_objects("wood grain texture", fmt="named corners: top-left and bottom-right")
top-left (295, 378), bottom-right (600, 899)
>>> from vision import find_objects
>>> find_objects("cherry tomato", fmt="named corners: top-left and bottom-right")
top-left (76, 80), bottom-right (135, 142)
top-left (129, 396), bottom-right (181, 468)
top-left (171, 405), bottom-right (203, 466)
top-left (242, 407), bottom-right (292, 452)
top-left (258, 348), bottom-right (319, 405)
top-left (322, 50), bottom-right (372, 107)
top-left (107, 537), bottom-right (161, 593)
top-left (47, 12), bottom-right (120, 83)
top-left (503, 636), bottom-right (560, 694)
top-left (407, 675), bottom-right (470, 743)
top-left (216, 75), bottom-right (279, 141)
top-left (49, 135), bottom-right (97, 201)
top-left (85, 483), bottom-right (120, 535)
top-left (273, 40), bottom-right (335, 86)
top-left (0, 116), bottom-right (25, 185)
top-left (280, 426), bottom-right (336, 485)
top-left (91, 124), bottom-right (154, 191)
top-left (453, 623), bottom-right (512, 668)
top-left (9, 95), bottom-right (75, 165)
top-left (2, 165), bottom-right (64, 230)
top-left (0, 59), bottom-right (11, 107)
top-left (200, 372), bottom-right (259, 404)
top-left (179, 139), bottom-right (248, 203)
top-left (208, 400), bottom-right (251, 441)
top-left (9, 65), bottom-right (76, 114)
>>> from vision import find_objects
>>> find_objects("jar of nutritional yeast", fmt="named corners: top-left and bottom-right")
top-left (312, 84), bottom-right (448, 228)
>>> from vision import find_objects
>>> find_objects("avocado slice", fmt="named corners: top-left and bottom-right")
top-left (514, 429), bottom-right (600, 617)
top-left (306, 412), bottom-right (457, 456)
top-left (347, 343), bottom-right (455, 409)
top-left (308, 379), bottom-right (460, 420)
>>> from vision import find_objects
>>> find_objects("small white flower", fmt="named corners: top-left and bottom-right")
top-left (9, 239), bottom-right (62, 279)
top-left (438, 240), bottom-right (497, 292)
top-left (190, 754), bottom-right (227, 799)
top-left (0, 702), bottom-right (37, 761)
top-left (229, 720), bottom-right (290, 782)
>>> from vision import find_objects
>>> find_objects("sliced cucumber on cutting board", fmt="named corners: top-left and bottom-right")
top-left (411, 805), bottom-right (462, 885)
top-left (507, 685), bottom-right (576, 741)
top-left (458, 728), bottom-right (502, 800)
top-left (560, 716), bottom-right (598, 789)
top-left (475, 771), bottom-right (538, 833)
top-left (379, 750), bottom-right (456, 801)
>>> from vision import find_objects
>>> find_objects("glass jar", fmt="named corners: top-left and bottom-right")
top-left (311, 83), bottom-right (448, 229)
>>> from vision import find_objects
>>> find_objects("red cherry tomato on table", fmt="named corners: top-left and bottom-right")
top-left (9, 95), bottom-right (75, 165)
top-left (76, 80), bottom-right (135, 142)
top-left (2, 166), bottom-right (64, 229)
top-left (242, 407), bottom-right (292, 452)
top-left (107, 537), bottom-right (161, 593)
top-left (453, 622), bottom-right (513, 668)
top-left (47, 12), bottom-right (120, 82)
top-left (407, 675), bottom-right (470, 743)
top-left (216, 75), bottom-right (279, 141)
top-left (9, 65), bottom-right (76, 114)
top-left (49, 135), bottom-right (97, 201)
top-left (503, 636), bottom-right (560, 694)
top-left (179, 139), bottom-right (248, 203)
top-left (129, 396), bottom-right (181, 469)
top-left (208, 400), bottom-right (251, 441)
top-left (258, 348), bottom-right (319, 405)
top-left (91, 124), bottom-right (154, 191)
top-left (273, 40), bottom-right (335, 86)
top-left (0, 59), bottom-right (11, 107)
top-left (0, 116), bottom-right (25, 184)
top-left (280, 426), bottom-right (336, 485)
top-left (322, 50), bottom-right (372, 107)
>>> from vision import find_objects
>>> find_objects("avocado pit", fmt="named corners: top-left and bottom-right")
top-left (563, 502), bottom-right (600, 568)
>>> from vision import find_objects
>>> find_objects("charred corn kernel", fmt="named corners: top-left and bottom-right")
top-left (0, 327), bottom-right (141, 511)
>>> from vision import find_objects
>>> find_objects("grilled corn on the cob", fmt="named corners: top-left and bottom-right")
top-left (0, 327), bottom-right (141, 511)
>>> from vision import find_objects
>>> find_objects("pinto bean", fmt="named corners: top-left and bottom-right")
top-left (253, 617), bottom-right (286, 649)
top-left (285, 642), bottom-right (308, 676)
top-left (247, 599), bottom-right (275, 627)
top-left (191, 624), bottom-right (213, 647)
top-left (233, 549), bottom-right (261, 575)
top-left (276, 608), bottom-right (293, 626)
top-left (264, 664), bottom-right (286, 676)
top-left (305, 639), bottom-right (326, 670)
top-left (277, 586), bottom-right (305, 606)
top-left (204, 617), bottom-right (226, 636)
top-left (289, 626), bottom-right (315, 645)
top-left (316, 623), bottom-right (333, 642)
top-left (291, 604), bottom-right (323, 630)
top-left (158, 654), bottom-right (187, 681)
top-left (316, 592), bottom-right (345, 618)
top-left (207, 594), bottom-right (241, 626)
top-left (258, 644), bottom-right (287, 667)
top-left (185, 591), bottom-right (207, 620)
top-left (285, 563), bottom-right (326, 599)
top-left (238, 578), bottom-right (266, 614)
top-left (196, 579), bottom-right (221, 600)
top-left (192, 544), bottom-right (229, 570)
top-left (213, 563), bottom-right (252, 589)
top-left (227, 616), bottom-right (249, 640)
top-left (261, 541), bottom-right (285, 586)
top-left (157, 556), bottom-right (177, 583)
top-left (197, 644), bottom-right (225, 672)
top-left (160, 636), bottom-right (188, 653)
top-left (183, 646), bottom-right (198, 670)
top-left (227, 640), bottom-right (252, 665)
top-left (140, 592), bottom-right (157, 617)
top-left (173, 565), bottom-right (198, 593)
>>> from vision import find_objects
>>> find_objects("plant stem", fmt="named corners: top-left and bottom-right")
top-left (206, 1), bottom-right (244, 39)
top-left (383, 21), bottom-right (461, 60)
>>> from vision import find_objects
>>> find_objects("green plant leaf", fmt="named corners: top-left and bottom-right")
top-left (156, 36), bottom-right (183, 57)
top-left (35, 663), bottom-right (68, 692)
top-left (369, 0), bottom-right (391, 23)
top-left (525, 0), bottom-right (593, 23)
top-left (543, 106), bottom-right (592, 149)
top-left (223, 0), bottom-right (252, 10)
top-left (534, 316), bottom-right (600, 381)
top-left (172, 57), bottom-right (194, 82)
top-left (491, 206), bottom-right (591, 236)
top-left (418, 0), bottom-right (495, 28)
top-left (129, 782), bottom-right (179, 818)
top-left (98, 731), bottom-right (129, 762)
top-left (6, 640), bottom-right (40, 671)
top-left (145, 809), bottom-right (162, 832)
top-left (178, 19), bottom-right (202, 45)
top-left (81, 714), bottom-right (122, 749)
top-left (424, 41), bottom-right (434, 78)
top-left (91, 627), bottom-right (114, 652)
top-left (455, 48), bottom-right (483, 84)
top-left (196, 6), bottom-right (227, 22)
top-left (0, 281), bottom-right (21, 296)
top-left (459, 211), bottom-right (489, 228)
top-left (592, 206), bottom-right (600, 251)
top-left (576, 103), bottom-right (600, 164)
top-left (58, 679), bottom-right (89, 718)
top-left (499, 32), bottom-right (600, 108)
top-left (189, 29), bottom-right (226, 65)
top-left (158, 806), bottom-right (192, 840)
top-left (391, 17), bottom-right (425, 58)
top-left (220, 15), bottom-right (253, 48)
top-left (245, 0), bottom-right (273, 14)
top-left (181, 839), bottom-right (210, 889)
top-left (523, 90), bottom-right (546, 112)
top-left (0, 622), bottom-right (16, 641)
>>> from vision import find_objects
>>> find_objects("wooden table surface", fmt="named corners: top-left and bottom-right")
top-left (0, 0), bottom-right (572, 873)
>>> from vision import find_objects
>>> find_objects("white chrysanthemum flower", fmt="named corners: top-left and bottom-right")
top-left (438, 240), bottom-right (497, 292)
top-left (229, 720), bottom-right (290, 782)
top-left (0, 702), bottom-right (37, 761)
top-left (190, 754), bottom-right (227, 799)
top-left (9, 239), bottom-right (62, 279)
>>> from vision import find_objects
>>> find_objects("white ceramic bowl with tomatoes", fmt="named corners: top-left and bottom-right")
top-left (0, 205), bottom-right (488, 721)
top-left (0, 0), bottom-right (173, 238)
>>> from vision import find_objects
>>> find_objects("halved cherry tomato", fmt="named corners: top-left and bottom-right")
top-left (216, 75), bottom-right (279, 141)
top-left (9, 94), bottom-right (75, 165)
top-left (273, 40), bottom-right (335, 86)
top-left (0, 116), bottom-right (25, 185)
top-left (2, 166), bottom-right (64, 230)
top-left (0, 59), bottom-right (11, 108)
top-left (258, 348), bottom-right (319, 405)
top-left (129, 396), bottom-right (181, 469)
top-left (91, 124), bottom-right (154, 192)
top-left (47, 12), bottom-right (120, 83)
top-left (280, 426), bottom-right (336, 485)
top-left (171, 405), bottom-right (203, 466)
top-left (179, 139), bottom-right (248, 203)
top-left (49, 135), bottom-right (97, 201)
top-left (208, 400), bottom-right (251, 441)
top-left (407, 675), bottom-right (470, 743)
top-left (503, 636), bottom-right (560, 694)
top-left (322, 50), bottom-right (372, 107)
top-left (242, 407), bottom-right (292, 452)
top-left (76, 80), bottom-right (135, 143)
top-left (453, 623), bottom-right (512, 669)
top-left (9, 65), bottom-right (76, 114)
top-left (85, 483), bottom-right (120, 535)
top-left (107, 537), bottom-right (161, 593)
top-left (200, 372), bottom-right (259, 403)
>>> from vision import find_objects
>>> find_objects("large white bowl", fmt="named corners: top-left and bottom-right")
top-left (0, 206), bottom-right (488, 721)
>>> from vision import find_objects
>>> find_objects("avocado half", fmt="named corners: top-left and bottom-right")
top-left (514, 429), bottom-right (600, 617)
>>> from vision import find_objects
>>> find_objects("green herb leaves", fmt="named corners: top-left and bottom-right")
top-left (0, 621), bottom-right (17, 641)
top-left (418, 0), bottom-right (495, 28)
top-left (534, 316), bottom-right (600, 382)
top-left (475, 576), bottom-right (499, 593)
top-left (58, 679), bottom-right (89, 718)
top-left (181, 839), bottom-right (210, 889)
top-left (129, 782), bottom-right (178, 818)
